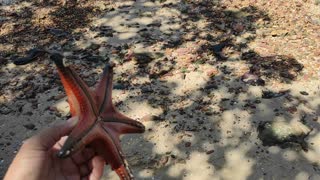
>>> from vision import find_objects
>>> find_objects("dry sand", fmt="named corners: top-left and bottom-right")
top-left (0, 0), bottom-right (320, 179)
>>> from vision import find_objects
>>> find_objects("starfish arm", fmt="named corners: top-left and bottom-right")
top-left (114, 163), bottom-right (134, 180)
top-left (52, 54), bottom-right (98, 117)
top-left (91, 139), bottom-right (134, 180)
top-left (58, 123), bottom-right (134, 180)
top-left (52, 56), bottom-right (101, 159)
top-left (95, 64), bottom-right (115, 114)
top-left (102, 111), bottom-right (145, 135)
top-left (94, 63), bottom-right (145, 134)
top-left (57, 115), bottom-right (97, 158)
top-left (99, 123), bottom-right (135, 180)
top-left (57, 120), bottom-right (110, 158)
top-left (54, 66), bottom-right (100, 148)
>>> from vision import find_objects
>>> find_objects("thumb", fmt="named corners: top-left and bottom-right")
top-left (25, 117), bottom-right (78, 151)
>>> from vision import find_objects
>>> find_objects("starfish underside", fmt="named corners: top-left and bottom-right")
top-left (14, 51), bottom-right (145, 180)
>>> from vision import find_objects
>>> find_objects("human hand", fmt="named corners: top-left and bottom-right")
top-left (4, 118), bottom-right (105, 180)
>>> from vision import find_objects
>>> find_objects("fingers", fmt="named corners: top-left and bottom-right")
top-left (79, 164), bottom-right (91, 178)
top-left (70, 147), bottom-right (102, 178)
top-left (24, 117), bottom-right (78, 151)
top-left (73, 148), bottom-right (104, 179)
top-left (88, 156), bottom-right (105, 180)
top-left (75, 154), bottom-right (104, 180)
top-left (53, 136), bottom-right (68, 150)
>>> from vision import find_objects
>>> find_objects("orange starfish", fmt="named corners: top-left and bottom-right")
top-left (15, 51), bottom-right (145, 180)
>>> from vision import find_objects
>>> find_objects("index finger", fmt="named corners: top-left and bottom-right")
top-left (24, 117), bottom-right (78, 151)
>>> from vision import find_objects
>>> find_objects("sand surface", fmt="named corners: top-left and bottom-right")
top-left (0, 0), bottom-right (320, 179)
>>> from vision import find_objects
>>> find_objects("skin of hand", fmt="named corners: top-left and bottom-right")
top-left (4, 117), bottom-right (105, 180)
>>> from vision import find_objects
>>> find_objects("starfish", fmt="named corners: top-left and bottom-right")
top-left (14, 50), bottom-right (145, 180)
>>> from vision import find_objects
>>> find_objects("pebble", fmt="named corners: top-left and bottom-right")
top-left (262, 90), bottom-right (288, 99)
top-left (241, 72), bottom-right (265, 86)
top-left (230, 100), bottom-right (238, 105)
top-left (157, 156), bottom-right (169, 167)
top-left (23, 123), bottom-right (36, 130)
top-left (147, 21), bottom-right (161, 27)
top-left (204, 84), bottom-right (218, 90)
top-left (89, 43), bottom-right (100, 51)
top-left (9, 132), bottom-right (15, 136)
top-left (23, 111), bottom-right (33, 116)
top-left (236, 37), bottom-right (247, 44)
top-left (206, 68), bottom-right (219, 77)
top-left (254, 99), bottom-right (262, 104)
top-left (86, 56), bottom-right (104, 62)
top-left (47, 28), bottom-right (69, 37)
top-left (54, 94), bottom-right (65, 100)
top-left (0, 106), bottom-right (12, 115)
top-left (185, 142), bottom-right (191, 147)
top-left (300, 91), bottom-right (309, 96)
top-left (113, 83), bottom-right (127, 90)
top-left (206, 150), bottom-right (214, 154)
top-left (133, 53), bottom-right (153, 64)
top-left (141, 87), bottom-right (154, 93)
top-left (309, 174), bottom-right (320, 180)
